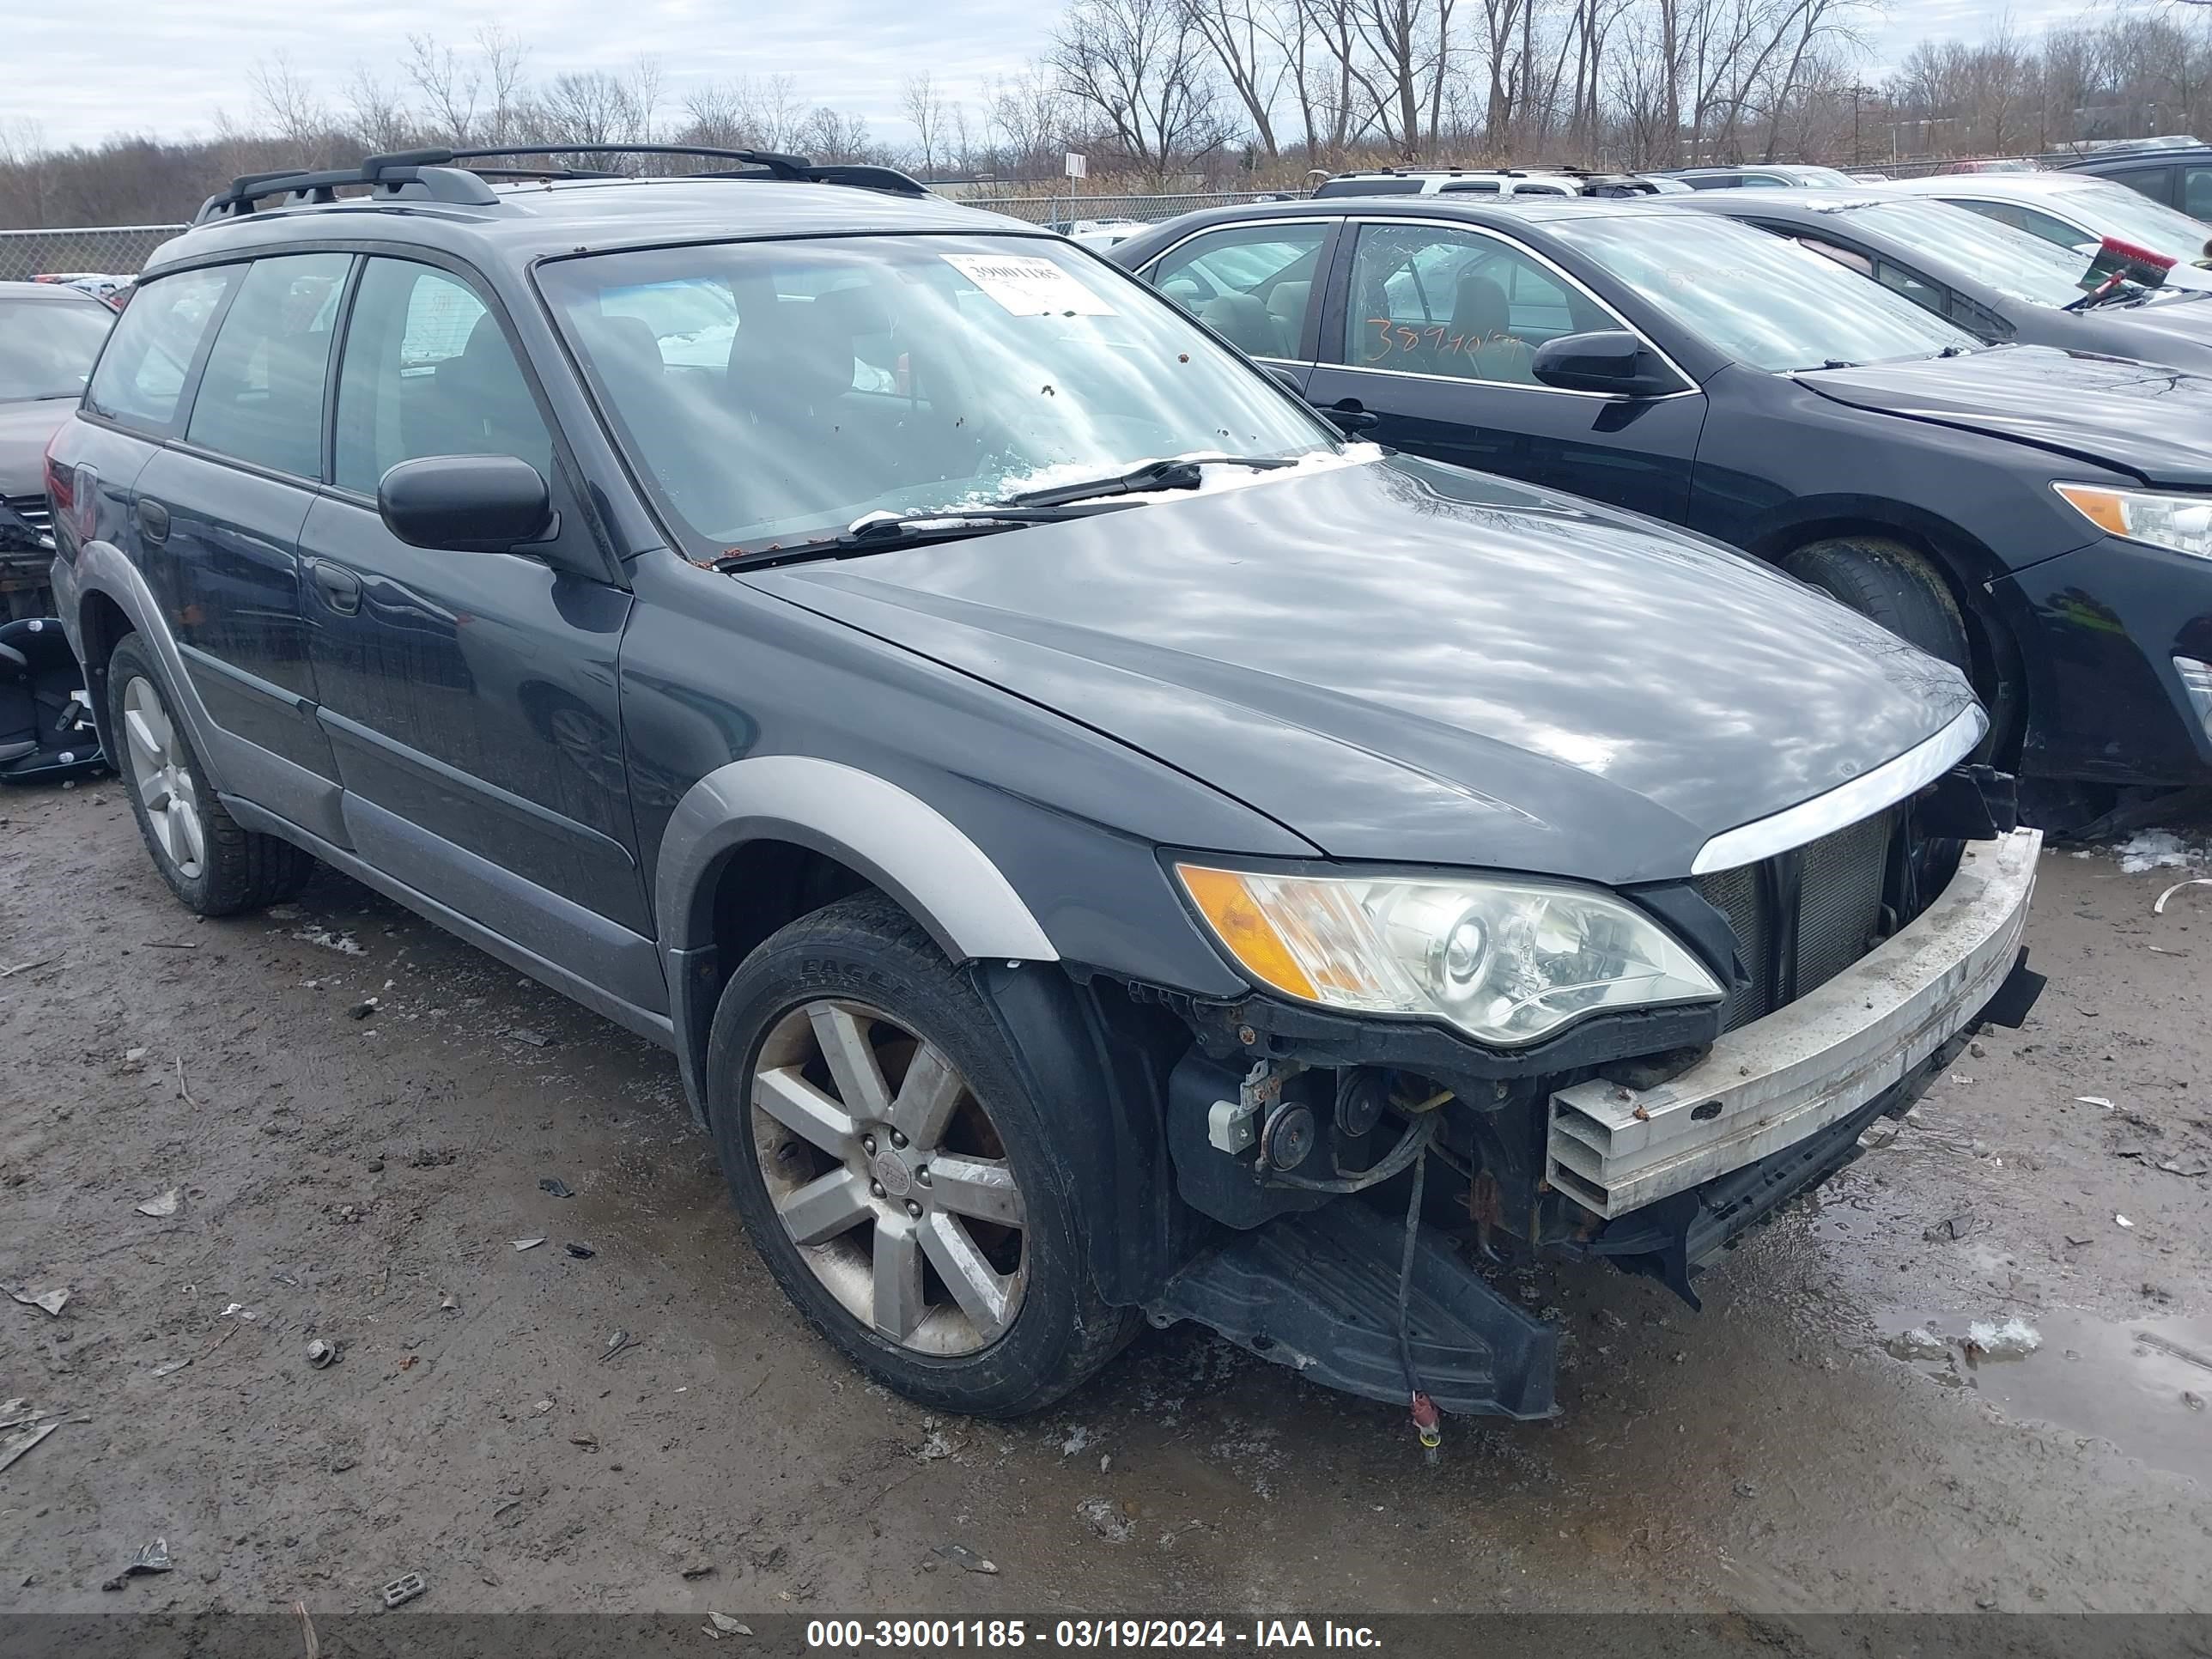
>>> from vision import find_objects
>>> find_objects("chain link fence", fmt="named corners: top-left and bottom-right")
top-left (0, 225), bottom-right (185, 282)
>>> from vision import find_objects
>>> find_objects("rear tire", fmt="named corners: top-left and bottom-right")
top-left (106, 634), bottom-right (314, 916)
top-left (705, 891), bottom-right (1137, 1417)
top-left (1783, 535), bottom-right (1970, 672)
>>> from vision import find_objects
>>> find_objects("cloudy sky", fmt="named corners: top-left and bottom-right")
top-left (10, 0), bottom-right (2163, 153)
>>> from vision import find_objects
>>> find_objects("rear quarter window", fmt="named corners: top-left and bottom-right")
top-left (84, 266), bottom-right (237, 433)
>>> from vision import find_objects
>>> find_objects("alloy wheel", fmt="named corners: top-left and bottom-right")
top-left (121, 674), bottom-right (205, 880)
top-left (750, 1000), bottom-right (1027, 1355)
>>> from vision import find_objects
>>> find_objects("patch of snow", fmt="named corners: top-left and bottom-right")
top-left (2115, 830), bottom-right (2198, 873)
top-left (1963, 1316), bottom-right (2041, 1358)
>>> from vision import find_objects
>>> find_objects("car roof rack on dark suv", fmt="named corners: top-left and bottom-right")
top-left (194, 143), bottom-right (931, 223)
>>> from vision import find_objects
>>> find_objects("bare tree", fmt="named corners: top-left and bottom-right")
top-left (405, 34), bottom-right (482, 146)
top-left (1188, 0), bottom-right (1291, 157)
top-left (902, 73), bottom-right (945, 173)
top-left (1051, 0), bottom-right (1234, 179)
top-left (248, 52), bottom-right (331, 149)
top-left (478, 26), bottom-right (530, 146)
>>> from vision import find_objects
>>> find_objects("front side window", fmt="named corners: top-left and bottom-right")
top-left (539, 234), bottom-right (1335, 556)
top-left (1151, 222), bottom-right (1328, 358)
top-left (333, 260), bottom-right (553, 497)
top-left (85, 266), bottom-right (236, 432)
top-left (2185, 167), bottom-right (2212, 222)
top-left (0, 297), bottom-right (112, 404)
top-left (1344, 223), bottom-right (1620, 385)
top-left (184, 253), bottom-right (349, 478)
top-left (1544, 211), bottom-right (1978, 372)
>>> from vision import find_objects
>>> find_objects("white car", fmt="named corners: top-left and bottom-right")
top-left (1884, 172), bottom-right (2212, 264)
top-left (1063, 218), bottom-right (1152, 252)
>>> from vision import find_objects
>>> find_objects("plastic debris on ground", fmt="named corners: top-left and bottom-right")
top-left (5, 1285), bottom-right (70, 1316)
top-left (563, 1243), bottom-right (594, 1259)
top-left (538, 1177), bottom-right (574, 1198)
top-left (380, 1571), bottom-right (427, 1608)
top-left (0, 1401), bottom-right (63, 1474)
top-left (306, 1340), bottom-right (337, 1369)
top-left (102, 1538), bottom-right (173, 1589)
top-left (134, 1189), bottom-right (180, 1218)
top-left (2117, 1213), bottom-right (2136, 1229)
top-left (2154, 877), bottom-right (2212, 914)
top-left (1077, 1495), bottom-right (1135, 1542)
top-left (512, 1237), bottom-right (544, 1252)
top-left (933, 1541), bottom-right (1000, 1574)
top-left (706, 1613), bottom-right (753, 1638)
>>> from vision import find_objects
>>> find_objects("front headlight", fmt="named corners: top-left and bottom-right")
top-left (2054, 483), bottom-right (2212, 560)
top-left (1176, 864), bottom-right (1723, 1048)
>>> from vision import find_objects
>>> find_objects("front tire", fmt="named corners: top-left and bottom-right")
top-left (706, 892), bottom-right (1135, 1416)
top-left (1784, 535), bottom-right (1970, 671)
top-left (106, 634), bottom-right (313, 916)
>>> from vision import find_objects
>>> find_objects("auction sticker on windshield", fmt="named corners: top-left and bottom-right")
top-left (943, 253), bottom-right (1117, 317)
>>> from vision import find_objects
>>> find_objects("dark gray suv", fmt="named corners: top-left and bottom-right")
top-left (45, 145), bottom-right (2041, 1426)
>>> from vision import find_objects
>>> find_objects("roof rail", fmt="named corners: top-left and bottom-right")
top-left (194, 143), bottom-right (931, 224)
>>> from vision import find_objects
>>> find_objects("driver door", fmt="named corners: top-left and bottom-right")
top-left (1305, 219), bottom-right (1706, 521)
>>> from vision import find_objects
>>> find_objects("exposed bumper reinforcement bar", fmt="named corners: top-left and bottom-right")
top-left (1548, 827), bottom-right (2042, 1219)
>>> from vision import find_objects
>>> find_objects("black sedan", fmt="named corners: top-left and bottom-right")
top-left (1674, 189), bottom-right (2212, 374)
top-left (1109, 197), bottom-right (2212, 823)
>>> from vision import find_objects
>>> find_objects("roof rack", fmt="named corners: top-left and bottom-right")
top-left (194, 143), bottom-right (931, 224)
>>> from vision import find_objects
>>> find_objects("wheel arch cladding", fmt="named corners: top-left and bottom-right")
top-left (655, 755), bottom-right (1060, 1127)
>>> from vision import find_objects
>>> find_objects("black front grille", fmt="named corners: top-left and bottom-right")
top-left (1693, 811), bottom-right (1896, 1032)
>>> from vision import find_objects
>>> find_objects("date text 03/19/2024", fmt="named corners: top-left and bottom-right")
top-left (804, 1620), bottom-right (1385, 1650)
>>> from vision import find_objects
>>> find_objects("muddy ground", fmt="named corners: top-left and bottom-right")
top-left (2, 779), bottom-right (2209, 1624)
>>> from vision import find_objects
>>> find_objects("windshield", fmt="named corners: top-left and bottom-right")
top-left (0, 296), bottom-right (113, 401)
top-left (1836, 198), bottom-right (2095, 307)
top-left (1544, 212), bottom-right (1978, 371)
top-left (2051, 183), bottom-right (2212, 259)
top-left (540, 234), bottom-right (1337, 554)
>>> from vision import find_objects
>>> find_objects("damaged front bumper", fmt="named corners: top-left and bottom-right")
top-left (1547, 827), bottom-right (2043, 1220)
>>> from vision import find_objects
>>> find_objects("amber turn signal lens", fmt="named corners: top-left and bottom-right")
top-left (2053, 484), bottom-right (2130, 537)
top-left (1176, 865), bottom-right (1318, 1001)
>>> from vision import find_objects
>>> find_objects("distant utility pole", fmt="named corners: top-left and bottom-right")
top-left (1844, 84), bottom-right (1875, 168)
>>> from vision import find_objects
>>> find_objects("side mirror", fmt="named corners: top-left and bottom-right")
top-left (378, 455), bottom-right (554, 554)
top-left (1529, 330), bottom-right (1681, 398)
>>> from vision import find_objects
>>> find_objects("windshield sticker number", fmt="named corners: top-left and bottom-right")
top-left (943, 254), bottom-right (1117, 317)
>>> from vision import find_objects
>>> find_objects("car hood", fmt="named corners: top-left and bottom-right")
top-left (1796, 345), bottom-right (2212, 488)
top-left (743, 456), bottom-right (1973, 886)
top-left (0, 399), bottom-right (71, 497)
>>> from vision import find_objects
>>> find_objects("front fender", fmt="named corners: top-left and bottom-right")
top-left (655, 754), bottom-right (1060, 1122)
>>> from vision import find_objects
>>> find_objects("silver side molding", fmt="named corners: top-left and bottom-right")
top-left (1691, 702), bottom-right (1988, 875)
top-left (654, 755), bottom-right (1058, 966)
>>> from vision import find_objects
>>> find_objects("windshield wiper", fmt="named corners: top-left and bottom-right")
top-left (1004, 453), bottom-right (1297, 509)
top-left (720, 502), bottom-right (1132, 571)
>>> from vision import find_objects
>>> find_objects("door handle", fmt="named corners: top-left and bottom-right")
top-left (136, 498), bottom-right (171, 544)
top-left (310, 559), bottom-right (362, 616)
top-left (1316, 398), bottom-right (1380, 434)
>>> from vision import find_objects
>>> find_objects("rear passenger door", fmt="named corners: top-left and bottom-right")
top-left (1138, 220), bottom-right (1336, 388)
top-left (128, 253), bottom-right (352, 841)
top-left (1304, 219), bottom-right (1706, 520)
top-left (299, 255), bottom-right (659, 1016)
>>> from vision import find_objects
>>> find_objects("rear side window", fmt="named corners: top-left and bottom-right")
top-left (1150, 223), bottom-right (1328, 359)
top-left (84, 266), bottom-right (236, 433)
top-left (332, 259), bottom-right (553, 496)
top-left (184, 253), bottom-right (350, 478)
